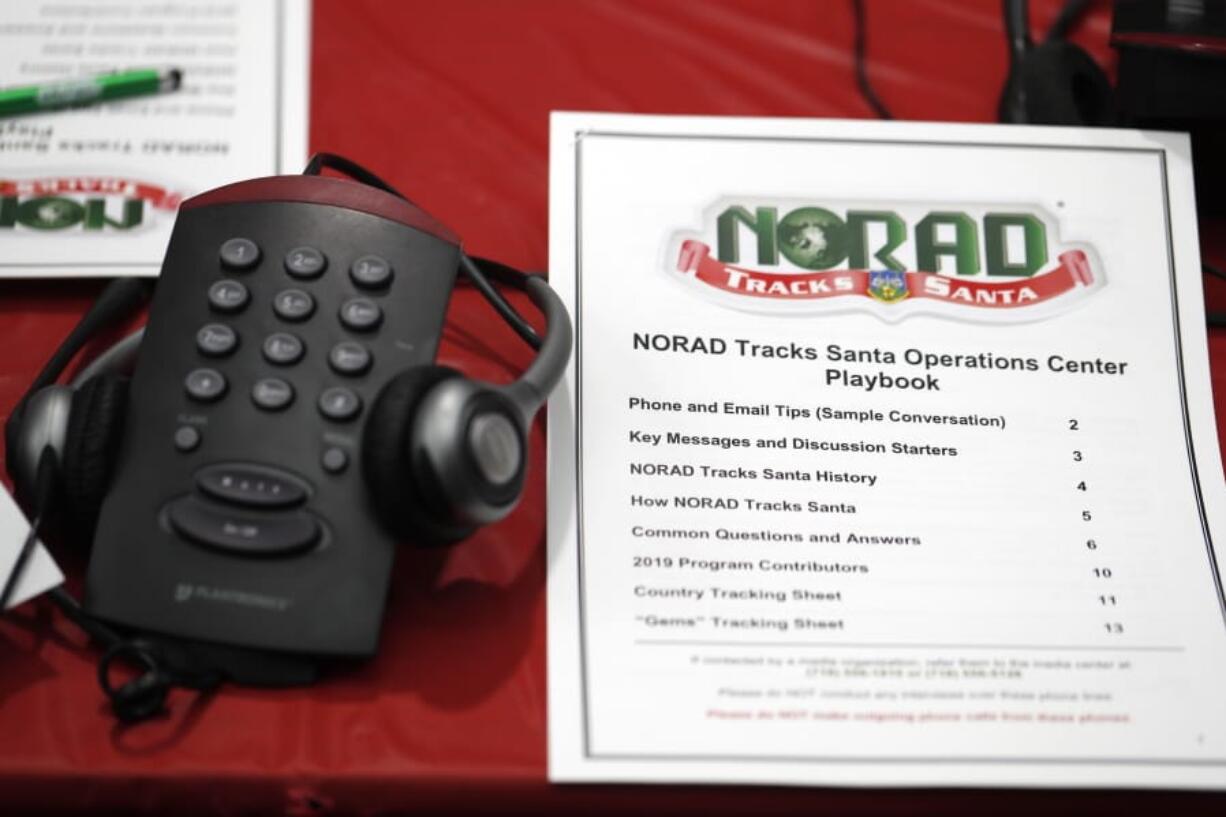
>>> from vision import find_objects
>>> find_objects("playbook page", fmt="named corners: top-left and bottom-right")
top-left (0, 0), bottom-right (309, 278)
top-left (546, 113), bottom-right (1226, 788)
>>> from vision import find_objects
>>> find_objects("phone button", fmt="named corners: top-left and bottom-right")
top-left (262, 332), bottom-right (304, 365)
top-left (251, 377), bottom-right (295, 411)
top-left (349, 254), bottom-right (392, 289)
top-left (208, 279), bottom-right (249, 313)
top-left (185, 368), bottom-right (227, 402)
top-left (318, 387), bottom-right (362, 421)
top-left (328, 341), bottom-right (371, 375)
top-left (273, 288), bottom-right (315, 322)
top-left (168, 495), bottom-right (318, 556)
top-left (339, 298), bottom-right (382, 331)
top-left (284, 246), bottom-right (326, 279)
top-left (196, 462), bottom-right (308, 507)
top-left (219, 237), bottom-right (261, 270)
top-left (196, 323), bottom-right (238, 357)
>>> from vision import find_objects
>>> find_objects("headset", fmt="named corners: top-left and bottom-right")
top-left (997, 0), bottom-right (1115, 127)
top-left (851, 0), bottom-right (1115, 126)
top-left (2, 154), bottom-right (572, 721)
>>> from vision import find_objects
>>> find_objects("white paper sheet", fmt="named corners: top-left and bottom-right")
top-left (546, 112), bottom-right (1226, 789)
top-left (0, 0), bottom-right (309, 278)
top-left (0, 484), bottom-right (62, 610)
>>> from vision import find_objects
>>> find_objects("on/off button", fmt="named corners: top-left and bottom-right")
top-left (168, 495), bottom-right (319, 556)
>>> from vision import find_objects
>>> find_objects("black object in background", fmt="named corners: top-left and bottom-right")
top-left (1112, 0), bottom-right (1226, 215)
top-left (997, 0), bottom-right (1116, 126)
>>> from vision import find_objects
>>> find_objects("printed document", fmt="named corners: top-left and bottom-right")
top-left (0, 0), bottom-right (309, 278)
top-left (547, 112), bottom-right (1226, 788)
top-left (0, 485), bottom-right (62, 610)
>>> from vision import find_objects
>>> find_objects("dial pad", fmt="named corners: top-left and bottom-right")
top-left (186, 238), bottom-right (420, 451)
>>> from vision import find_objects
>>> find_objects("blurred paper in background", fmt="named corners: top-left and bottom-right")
top-left (0, 0), bottom-right (309, 278)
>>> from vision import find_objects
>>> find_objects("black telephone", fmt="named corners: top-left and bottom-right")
top-left (4, 155), bottom-right (572, 719)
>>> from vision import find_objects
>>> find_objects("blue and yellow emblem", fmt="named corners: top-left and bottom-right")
top-left (867, 269), bottom-right (909, 303)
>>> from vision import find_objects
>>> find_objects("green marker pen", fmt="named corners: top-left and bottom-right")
top-left (0, 68), bottom-right (182, 117)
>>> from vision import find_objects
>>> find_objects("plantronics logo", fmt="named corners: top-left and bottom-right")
top-left (667, 197), bottom-right (1103, 323)
top-left (172, 582), bottom-right (292, 613)
top-left (0, 176), bottom-right (184, 234)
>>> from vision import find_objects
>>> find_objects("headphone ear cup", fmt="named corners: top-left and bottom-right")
top-left (362, 366), bottom-right (478, 546)
top-left (1018, 40), bottom-right (1115, 126)
top-left (61, 374), bottom-right (129, 534)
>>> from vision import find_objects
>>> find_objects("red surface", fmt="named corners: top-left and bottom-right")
top-left (1, 1), bottom-right (1224, 814)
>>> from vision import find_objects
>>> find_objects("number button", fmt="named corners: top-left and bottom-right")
top-left (208, 279), bottom-right (249, 313)
top-left (339, 297), bottom-right (382, 331)
top-left (185, 368), bottom-right (227, 402)
top-left (196, 323), bottom-right (237, 357)
top-left (328, 341), bottom-right (372, 375)
top-left (349, 254), bottom-right (393, 289)
top-left (219, 237), bottom-right (261, 270)
top-left (273, 288), bottom-right (315, 322)
top-left (263, 332), bottom-right (305, 366)
top-left (318, 387), bottom-right (362, 421)
top-left (251, 378), bottom-right (294, 411)
top-left (284, 246), bottom-right (326, 279)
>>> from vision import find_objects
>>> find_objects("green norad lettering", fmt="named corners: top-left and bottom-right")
top-left (85, 198), bottom-right (144, 230)
top-left (717, 205), bottom-right (778, 265)
top-left (984, 212), bottom-right (1047, 277)
top-left (915, 211), bottom-right (980, 275)
top-left (847, 210), bottom-right (906, 270)
top-left (16, 196), bottom-right (85, 230)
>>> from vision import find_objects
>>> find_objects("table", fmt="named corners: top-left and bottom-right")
top-left (1, 1), bottom-right (1224, 813)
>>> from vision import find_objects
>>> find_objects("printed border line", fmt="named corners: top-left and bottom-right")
top-left (589, 751), bottom-right (1226, 768)
top-left (0, 0), bottom-right (288, 271)
top-left (1160, 150), bottom-right (1226, 626)
top-left (572, 130), bottom-right (1226, 767)
top-left (575, 133), bottom-right (593, 757)
top-left (274, 0), bottom-right (285, 174)
top-left (0, 262), bottom-right (161, 268)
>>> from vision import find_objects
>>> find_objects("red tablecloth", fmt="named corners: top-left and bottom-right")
top-left (1, 1), bottom-right (1224, 813)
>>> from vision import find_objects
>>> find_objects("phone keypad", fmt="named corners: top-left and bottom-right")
top-left (183, 236), bottom-right (389, 453)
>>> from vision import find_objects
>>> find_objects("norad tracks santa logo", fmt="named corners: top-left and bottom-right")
top-left (0, 176), bottom-right (183, 235)
top-left (669, 197), bottom-right (1101, 323)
